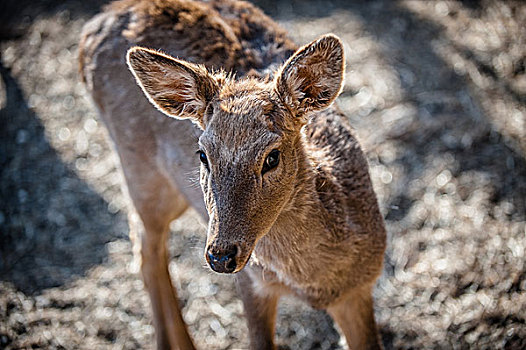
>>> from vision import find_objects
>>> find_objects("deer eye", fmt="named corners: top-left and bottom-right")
top-left (262, 149), bottom-right (280, 174)
top-left (198, 150), bottom-right (209, 171)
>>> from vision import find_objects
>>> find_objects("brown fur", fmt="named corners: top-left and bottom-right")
top-left (79, 1), bottom-right (386, 349)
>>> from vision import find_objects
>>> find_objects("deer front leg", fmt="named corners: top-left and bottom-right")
top-left (139, 217), bottom-right (194, 350)
top-left (124, 165), bottom-right (194, 350)
top-left (327, 285), bottom-right (382, 350)
top-left (236, 270), bottom-right (279, 350)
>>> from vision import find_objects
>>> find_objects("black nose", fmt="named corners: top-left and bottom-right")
top-left (206, 245), bottom-right (237, 273)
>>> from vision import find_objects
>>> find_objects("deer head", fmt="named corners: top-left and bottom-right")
top-left (127, 34), bottom-right (345, 273)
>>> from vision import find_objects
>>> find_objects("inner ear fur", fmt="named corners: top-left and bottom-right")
top-left (275, 34), bottom-right (345, 119)
top-left (127, 47), bottom-right (219, 128)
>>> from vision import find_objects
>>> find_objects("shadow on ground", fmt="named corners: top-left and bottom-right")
top-left (0, 61), bottom-right (126, 295)
top-left (0, 0), bottom-right (109, 39)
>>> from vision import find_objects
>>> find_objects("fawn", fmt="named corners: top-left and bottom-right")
top-left (79, 0), bottom-right (386, 349)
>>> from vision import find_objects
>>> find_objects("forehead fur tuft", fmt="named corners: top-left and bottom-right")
top-left (218, 78), bottom-right (275, 115)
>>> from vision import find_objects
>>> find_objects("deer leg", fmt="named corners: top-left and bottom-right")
top-left (236, 270), bottom-right (279, 350)
top-left (327, 285), bottom-right (382, 350)
top-left (139, 215), bottom-right (195, 350)
top-left (122, 158), bottom-right (194, 350)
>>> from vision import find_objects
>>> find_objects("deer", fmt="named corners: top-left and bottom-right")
top-left (79, 0), bottom-right (386, 349)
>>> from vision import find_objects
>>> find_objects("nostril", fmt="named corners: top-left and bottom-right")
top-left (207, 251), bottom-right (217, 262)
top-left (226, 245), bottom-right (237, 260)
top-left (226, 257), bottom-right (237, 271)
top-left (225, 245), bottom-right (237, 271)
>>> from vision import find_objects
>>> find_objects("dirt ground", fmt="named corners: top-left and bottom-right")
top-left (0, 0), bottom-right (525, 349)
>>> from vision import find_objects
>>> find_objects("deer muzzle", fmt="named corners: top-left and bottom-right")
top-left (205, 244), bottom-right (238, 273)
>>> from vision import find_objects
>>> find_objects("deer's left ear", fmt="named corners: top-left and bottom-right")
top-left (275, 34), bottom-right (344, 120)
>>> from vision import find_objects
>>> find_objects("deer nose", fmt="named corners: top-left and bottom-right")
top-left (206, 245), bottom-right (238, 273)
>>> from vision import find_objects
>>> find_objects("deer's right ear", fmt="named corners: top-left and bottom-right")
top-left (127, 47), bottom-right (219, 129)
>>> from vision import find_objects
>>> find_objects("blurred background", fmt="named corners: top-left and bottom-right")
top-left (0, 0), bottom-right (524, 349)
